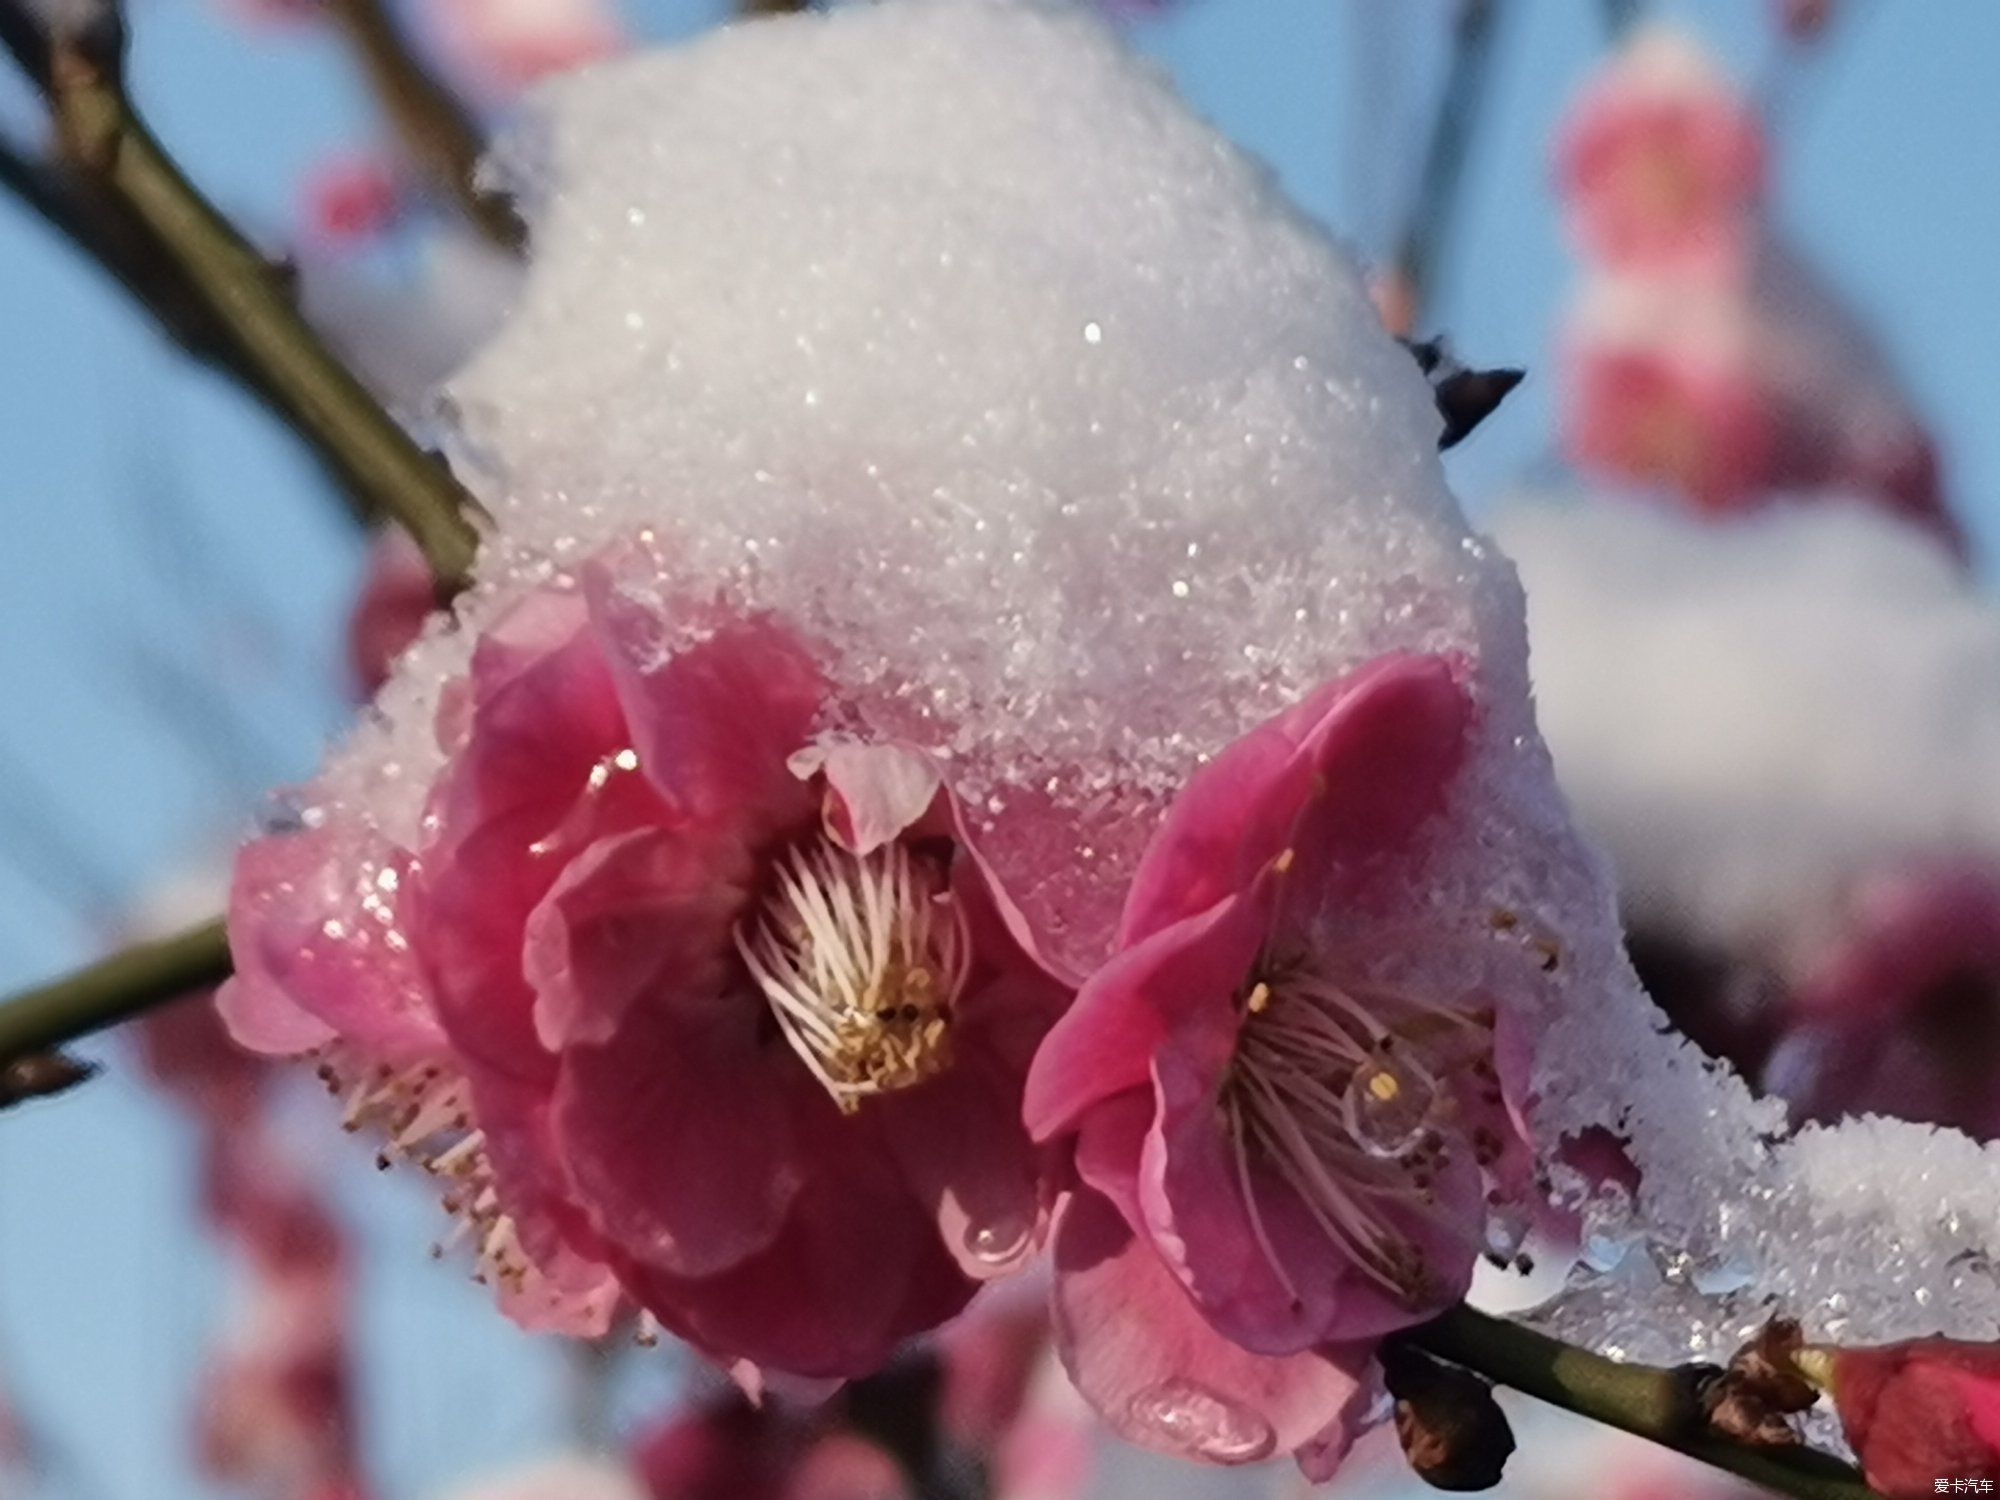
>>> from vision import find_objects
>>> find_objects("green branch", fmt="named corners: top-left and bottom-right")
top-left (324, 0), bottom-right (525, 252)
top-left (0, 920), bottom-right (230, 1070)
top-left (0, 0), bottom-right (484, 584)
top-left (1399, 1306), bottom-right (1881, 1500)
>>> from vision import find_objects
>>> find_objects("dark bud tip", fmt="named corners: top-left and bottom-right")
top-left (1383, 1344), bottom-right (1517, 1491)
top-left (1398, 337), bottom-right (1525, 449)
top-left (0, 1049), bottom-right (100, 1107)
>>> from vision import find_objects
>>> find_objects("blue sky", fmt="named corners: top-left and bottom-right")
top-left (0, 2), bottom-right (1995, 1496)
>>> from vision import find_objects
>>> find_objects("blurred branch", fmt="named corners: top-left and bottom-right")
top-left (0, 0), bottom-right (484, 584)
top-left (323, 0), bottom-right (525, 252)
top-left (1398, 1306), bottom-right (1878, 1500)
top-left (0, 919), bottom-right (229, 1074)
top-left (738, 0), bottom-right (813, 13)
top-left (1601, 0), bottom-right (1642, 39)
top-left (1393, 0), bottom-right (1503, 333)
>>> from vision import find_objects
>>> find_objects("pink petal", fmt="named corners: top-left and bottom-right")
top-left (793, 740), bottom-right (942, 856)
top-left (418, 600), bottom-right (636, 1078)
top-left (215, 974), bottom-right (335, 1057)
top-left (522, 825), bottom-right (752, 1052)
top-left (463, 1073), bottom-right (625, 1337)
top-left (1048, 1190), bottom-right (1372, 1468)
top-left (224, 822), bottom-right (440, 1063)
top-left (626, 1104), bottom-right (976, 1379)
top-left (1024, 885), bottom-right (1269, 1147)
top-left (584, 571), bottom-right (824, 832)
top-left (878, 1052), bottom-right (1045, 1279)
top-left (552, 1007), bottom-right (801, 1280)
top-left (1119, 655), bottom-right (1469, 945)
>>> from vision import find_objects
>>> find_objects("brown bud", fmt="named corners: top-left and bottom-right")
top-left (0, 1050), bottom-right (99, 1108)
top-left (1701, 1318), bottom-right (1821, 1448)
top-left (1382, 1344), bottom-right (1517, 1491)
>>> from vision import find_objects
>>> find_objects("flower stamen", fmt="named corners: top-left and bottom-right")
top-left (736, 837), bottom-right (969, 1113)
top-left (1223, 961), bottom-right (1490, 1302)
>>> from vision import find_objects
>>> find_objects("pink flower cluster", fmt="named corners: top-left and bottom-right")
top-left (1556, 29), bottom-right (1959, 554)
top-left (138, 999), bottom-right (364, 1500)
top-left (220, 550), bottom-right (1559, 1481)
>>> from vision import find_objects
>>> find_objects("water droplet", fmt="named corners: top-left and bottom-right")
top-left (964, 1213), bottom-right (1032, 1268)
top-left (1342, 1057), bottom-right (1436, 1157)
top-left (1127, 1380), bottom-right (1273, 1462)
top-left (1082, 320), bottom-right (1103, 344)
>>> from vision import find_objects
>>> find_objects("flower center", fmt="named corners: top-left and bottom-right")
top-left (735, 836), bottom-right (969, 1114)
top-left (1222, 960), bottom-right (1493, 1304)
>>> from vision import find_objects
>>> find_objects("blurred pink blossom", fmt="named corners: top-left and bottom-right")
top-left (634, 1391), bottom-right (909, 1500)
top-left (1778, 0), bottom-right (1835, 44)
top-left (223, 553), bottom-right (1073, 1381)
top-left (136, 991), bottom-right (268, 1129)
top-left (300, 153), bottom-right (407, 252)
top-left (1557, 28), bottom-right (1765, 280)
top-left (1563, 260), bottom-right (1961, 553)
top-left (425, 0), bottom-right (625, 101)
top-left (197, 1136), bottom-right (361, 1500)
top-left (347, 528), bottom-right (436, 698)
top-left (1026, 654), bottom-right (1539, 1478)
top-left (1765, 860), bottom-right (2000, 1139)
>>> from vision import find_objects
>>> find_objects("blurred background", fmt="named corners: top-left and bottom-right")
top-left (1, 0), bottom-right (1996, 1496)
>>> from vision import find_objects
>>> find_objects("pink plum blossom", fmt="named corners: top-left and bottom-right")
top-left (425, 0), bottom-right (624, 102)
top-left (1802, 1336), bottom-right (2000, 1498)
top-left (222, 554), bottom-right (1073, 1381)
top-left (1564, 301), bottom-right (1775, 515)
top-left (300, 153), bottom-right (406, 252)
top-left (634, 1389), bottom-right (910, 1500)
top-left (1025, 654), bottom-right (1545, 1477)
top-left (136, 990), bottom-right (268, 1129)
top-left (1562, 267), bottom-right (1962, 554)
top-left (197, 1134), bottom-right (362, 1500)
top-left (1557, 29), bottom-right (1765, 280)
top-left (1764, 860), bottom-right (2000, 1139)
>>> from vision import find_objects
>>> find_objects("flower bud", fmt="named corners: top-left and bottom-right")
top-left (1798, 1336), bottom-right (2000, 1499)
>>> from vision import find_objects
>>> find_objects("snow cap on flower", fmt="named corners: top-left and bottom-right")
top-left (1557, 26), bottom-right (1765, 278)
top-left (225, 551), bottom-right (1073, 1381)
top-left (232, 0), bottom-right (2000, 1434)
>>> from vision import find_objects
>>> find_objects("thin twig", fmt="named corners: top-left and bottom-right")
top-left (1394, 0), bottom-right (1503, 333)
top-left (323, 0), bottom-right (524, 252)
top-left (0, 919), bottom-right (230, 1071)
top-left (1398, 1306), bottom-right (1882, 1500)
top-left (0, 0), bottom-right (483, 582)
top-left (1601, 0), bottom-right (1642, 40)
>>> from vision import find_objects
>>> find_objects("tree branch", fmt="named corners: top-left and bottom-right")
top-left (322, 0), bottom-right (524, 252)
top-left (0, 920), bottom-right (230, 1072)
top-left (1398, 1306), bottom-right (1881, 1500)
top-left (0, 0), bottom-right (484, 583)
top-left (1394, 0), bottom-right (1504, 333)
